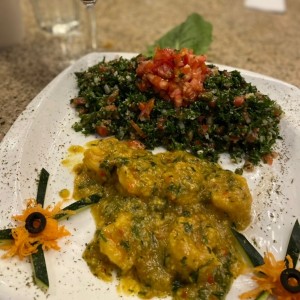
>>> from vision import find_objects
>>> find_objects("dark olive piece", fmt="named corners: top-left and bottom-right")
top-left (25, 212), bottom-right (47, 234)
top-left (280, 268), bottom-right (300, 293)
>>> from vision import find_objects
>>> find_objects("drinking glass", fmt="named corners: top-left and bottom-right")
top-left (31, 0), bottom-right (80, 35)
top-left (80, 0), bottom-right (98, 51)
top-left (30, 0), bottom-right (83, 64)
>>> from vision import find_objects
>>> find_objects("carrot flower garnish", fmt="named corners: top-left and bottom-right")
top-left (232, 220), bottom-right (300, 300)
top-left (240, 252), bottom-right (300, 300)
top-left (0, 198), bottom-right (72, 259)
top-left (0, 168), bottom-right (102, 290)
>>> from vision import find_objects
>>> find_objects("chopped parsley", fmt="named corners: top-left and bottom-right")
top-left (71, 55), bottom-right (283, 167)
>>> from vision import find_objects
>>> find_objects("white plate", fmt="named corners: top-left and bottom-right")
top-left (0, 52), bottom-right (299, 300)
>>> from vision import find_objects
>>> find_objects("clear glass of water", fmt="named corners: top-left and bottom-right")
top-left (30, 0), bottom-right (80, 35)
top-left (30, 0), bottom-right (83, 65)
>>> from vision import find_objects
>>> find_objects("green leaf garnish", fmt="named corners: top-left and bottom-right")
top-left (0, 228), bottom-right (13, 240)
top-left (31, 245), bottom-right (49, 290)
top-left (36, 168), bottom-right (49, 207)
top-left (146, 13), bottom-right (212, 56)
top-left (255, 291), bottom-right (269, 300)
top-left (233, 220), bottom-right (300, 300)
top-left (0, 228), bottom-right (13, 247)
top-left (0, 169), bottom-right (101, 292)
top-left (231, 228), bottom-right (264, 267)
top-left (54, 194), bottom-right (102, 220)
top-left (285, 219), bottom-right (300, 267)
top-left (33, 168), bottom-right (50, 291)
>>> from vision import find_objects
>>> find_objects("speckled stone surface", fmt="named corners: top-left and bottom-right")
top-left (0, 0), bottom-right (299, 141)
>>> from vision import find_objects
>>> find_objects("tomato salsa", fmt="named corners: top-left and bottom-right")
top-left (136, 48), bottom-right (209, 107)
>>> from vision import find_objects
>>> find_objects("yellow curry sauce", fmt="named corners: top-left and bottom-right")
top-left (72, 137), bottom-right (252, 299)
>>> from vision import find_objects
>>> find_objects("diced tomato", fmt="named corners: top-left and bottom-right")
top-left (107, 90), bottom-right (119, 103)
top-left (199, 124), bottom-right (209, 135)
top-left (263, 154), bottom-right (273, 165)
top-left (136, 80), bottom-right (149, 92)
top-left (96, 125), bottom-right (109, 137)
top-left (207, 274), bottom-right (215, 284)
top-left (136, 48), bottom-right (209, 107)
top-left (98, 170), bottom-right (107, 179)
top-left (246, 128), bottom-right (259, 143)
top-left (138, 98), bottom-right (155, 121)
top-left (157, 117), bottom-right (166, 130)
top-left (99, 65), bottom-right (109, 72)
top-left (153, 48), bottom-right (174, 65)
top-left (77, 107), bottom-right (88, 115)
top-left (105, 105), bottom-right (117, 111)
top-left (233, 96), bottom-right (245, 107)
top-left (263, 152), bottom-right (277, 165)
top-left (208, 99), bottom-right (217, 108)
top-left (156, 63), bottom-right (174, 79)
top-left (71, 97), bottom-right (86, 106)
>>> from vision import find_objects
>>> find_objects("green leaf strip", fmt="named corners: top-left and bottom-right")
top-left (231, 228), bottom-right (264, 267)
top-left (36, 168), bottom-right (49, 207)
top-left (255, 291), bottom-right (270, 300)
top-left (31, 244), bottom-right (49, 290)
top-left (54, 194), bottom-right (102, 220)
top-left (0, 228), bottom-right (13, 240)
top-left (285, 219), bottom-right (300, 268)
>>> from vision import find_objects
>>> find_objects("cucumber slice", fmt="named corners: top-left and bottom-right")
top-left (255, 291), bottom-right (269, 300)
top-left (232, 229), bottom-right (270, 299)
top-left (31, 245), bottom-right (49, 290)
top-left (0, 169), bottom-right (101, 292)
top-left (36, 168), bottom-right (49, 207)
top-left (0, 228), bottom-right (13, 240)
top-left (231, 228), bottom-right (264, 267)
top-left (285, 219), bottom-right (300, 268)
top-left (54, 194), bottom-right (102, 220)
top-left (0, 228), bottom-right (13, 246)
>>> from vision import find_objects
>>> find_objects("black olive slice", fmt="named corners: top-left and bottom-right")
top-left (25, 212), bottom-right (47, 234)
top-left (280, 268), bottom-right (300, 293)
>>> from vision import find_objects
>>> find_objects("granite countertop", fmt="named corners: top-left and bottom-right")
top-left (0, 0), bottom-right (299, 142)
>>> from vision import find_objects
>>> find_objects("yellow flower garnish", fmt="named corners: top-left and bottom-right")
top-left (0, 198), bottom-right (72, 259)
top-left (240, 252), bottom-right (300, 300)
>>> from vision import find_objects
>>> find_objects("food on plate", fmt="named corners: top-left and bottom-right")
top-left (0, 168), bottom-right (102, 291)
top-left (233, 220), bottom-right (300, 300)
top-left (240, 252), bottom-right (300, 300)
top-left (0, 198), bottom-right (71, 260)
top-left (136, 48), bottom-right (209, 107)
top-left (72, 137), bottom-right (252, 299)
top-left (71, 48), bottom-right (283, 168)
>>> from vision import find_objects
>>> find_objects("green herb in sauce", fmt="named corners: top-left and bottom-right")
top-left (74, 137), bottom-right (252, 299)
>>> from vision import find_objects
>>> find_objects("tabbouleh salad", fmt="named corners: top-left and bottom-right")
top-left (71, 48), bottom-right (283, 169)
